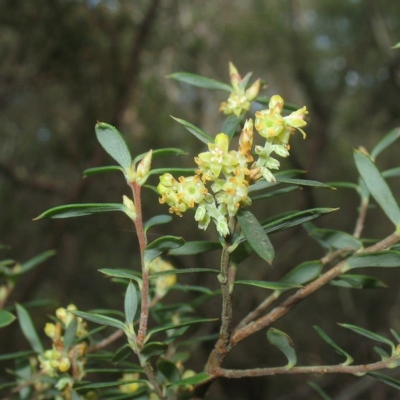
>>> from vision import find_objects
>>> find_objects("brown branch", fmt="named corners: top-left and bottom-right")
top-left (87, 329), bottom-right (124, 354)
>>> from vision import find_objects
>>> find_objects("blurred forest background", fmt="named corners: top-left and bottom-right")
top-left (1, 0), bottom-right (400, 399)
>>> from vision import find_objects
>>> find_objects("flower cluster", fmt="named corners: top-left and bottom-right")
top-left (38, 304), bottom-right (88, 397)
top-left (149, 257), bottom-right (177, 299)
top-left (158, 65), bottom-right (308, 236)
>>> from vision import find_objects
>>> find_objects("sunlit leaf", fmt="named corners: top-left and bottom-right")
top-left (144, 236), bottom-right (185, 265)
top-left (346, 251), bottom-right (400, 270)
top-left (267, 328), bottom-right (297, 369)
top-left (99, 269), bottom-right (142, 287)
top-left (392, 42), bottom-right (400, 49)
top-left (70, 310), bottom-right (126, 331)
top-left (0, 310), bottom-right (16, 328)
top-left (171, 116), bottom-right (213, 144)
top-left (330, 274), bottom-right (387, 289)
top-left (95, 122), bottom-right (132, 168)
top-left (169, 72), bottom-right (232, 92)
top-left (222, 114), bottom-right (243, 139)
top-left (16, 304), bottom-right (43, 353)
top-left (382, 167), bottom-right (400, 179)
top-left (133, 147), bottom-right (187, 165)
top-left (34, 203), bottom-right (125, 220)
top-left (338, 323), bottom-right (395, 353)
top-left (371, 128), bottom-right (400, 159)
top-left (168, 241), bottom-right (221, 256)
top-left (314, 325), bottom-right (353, 366)
top-left (124, 281), bottom-right (138, 324)
top-left (144, 215), bottom-right (172, 233)
top-left (237, 209), bottom-right (274, 264)
top-left (327, 181), bottom-right (359, 190)
top-left (354, 150), bottom-right (400, 226)
top-left (235, 280), bottom-right (301, 290)
top-left (281, 261), bottom-right (323, 286)
top-left (83, 166), bottom-right (123, 178)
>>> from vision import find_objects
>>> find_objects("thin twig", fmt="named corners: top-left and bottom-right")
top-left (87, 329), bottom-right (124, 353)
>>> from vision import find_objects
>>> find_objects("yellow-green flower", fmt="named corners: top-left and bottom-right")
top-left (149, 257), bottom-right (177, 298)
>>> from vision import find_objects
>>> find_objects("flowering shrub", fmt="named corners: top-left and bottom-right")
top-left (2, 63), bottom-right (400, 399)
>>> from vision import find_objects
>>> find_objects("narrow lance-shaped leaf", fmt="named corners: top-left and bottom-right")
top-left (234, 280), bottom-right (301, 290)
top-left (63, 317), bottom-right (78, 350)
top-left (34, 203), bottom-right (126, 220)
top-left (307, 228), bottom-right (362, 251)
top-left (168, 241), bottom-right (221, 256)
top-left (354, 150), bottom-right (400, 227)
top-left (99, 269), bottom-right (143, 288)
top-left (314, 325), bottom-right (353, 366)
top-left (83, 165), bottom-right (123, 178)
top-left (369, 372), bottom-right (400, 390)
top-left (267, 328), bottom-right (297, 369)
top-left (237, 209), bottom-right (274, 265)
top-left (70, 310), bottom-right (126, 331)
top-left (15, 304), bottom-right (43, 353)
top-left (158, 359), bottom-right (181, 383)
top-left (276, 177), bottom-right (334, 189)
top-left (150, 268), bottom-right (219, 278)
top-left (19, 250), bottom-right (56, 274)
top-left (339, 323), bottom-right (395, 354)
top-left (281, 261), bottom-right (323, 286)
top-left (222, 114), bottom-right (243, 140)
top-left (371, 128), bottom-right (400, 160)
top-left (346, 251), bottom-right (400, 270)
top-left (140, 342), bottom-right (168, 361)
top-left (168, 372), bottom-right (211, 387)
top-left (95, 122), bottom-right (132, 168)
top-left (124, 281), bottom-right (138, 324)
top-left (143, 215), bottom-right (172, 233)
top-left (330, 274), bottom-right (387, 289)
top-left (171, 116), bottom-right (213, 144)
top-left (149, 167), bottom-right (197, 176)
top-left (168, 72), bottom-right (232, 92)
top-left (144, 236), bottom-right (185, 266)
top-left (0, 310), bottom-right (16, 328)
top-left (308, 382), bottom-right (333, 400)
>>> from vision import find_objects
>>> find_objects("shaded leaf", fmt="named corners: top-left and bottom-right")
top-left (222, 114), bottom-right (243, 139)
top-left (267, 328), bottom-right (297, 369)
top-left (0, 310), bottom-right (16, 328)
top-left (70, 310), bottom-right (126, 331)
top-left (144, 215), bottom-right (172, 233)
top-left (63, 317), bottom-right (78, 350)
top-left (83, 166), bottom-right (123, 178)
top-left (374, 346), bottom-right (390, 360)
top-left (150, 268), bottom-right (218, 278)
top-left (281, 261), bottom-right (323, 286)
top-left (248, 170), bottom-right (305, 193)
top-left (168, 372), bottom-right (211, 386)
top-left (308, 382), bottom-right (333, 400)
top-left (111, 344), bottom-right (132, 364)
top-left (124, 281), bottom-right (138, 324)
top-left (347, 251), bottom-right (400, 270)
top-left (169, 72), bottom-right (232, 92)
top-left (314, 326), bottom-right (353, 366)
top-left (252, 186), bottom-right (300, 201)
top-left (95, 122), bottom-right (132, 168)
top-left (369, 372), bottom-right (400, 390)
top-left (19, 250), bottom-right (56, 274)
top-left (99, 269), bottom-right (142, 287)
top-left (307, 228), bottom-right (362, 251)
top-left (78, 380), bottom-right (148, 390)
top-left (276, 177), bottom-right (334, 189)
top-left (382, 167), bottom-right (400, 179)
top-left (141, 342), bottom-right (168, 361)
top-left (158, 359), bottom-right (181, 382)
top-left (0, 350), bottom-right (34, 361)
top-left (339, 323), bottom-right (395, 353)
top-left (327, 181), bottom-right (359, 190)
top-left (34, 203), bottom-right (125, 220)
top-left (330, 274), bottom-right (387, 289)
top-left (144, 236), bottom-right (185, 265)
top-left (168, 241), bottom-right (221, 256)
top-left (391, 329), bottom-right (400, 344)
top-left (16, 304), bottom-right (43, 353)
top-left (235, 280), bottom-right (301, 290)
top-left (237, 209), bottom-right (274, 264)
top-left (371, 128), bottom-right (400, 159)
top-left (354, 150), bottom-right (400, 226)
top-left (171, 116), bottom-right (213, 144)
top-left (149, 167), bottom-right (197, 176)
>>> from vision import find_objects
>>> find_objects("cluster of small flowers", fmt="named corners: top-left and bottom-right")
top-left (158, 65), bottom-right (308, 236)
top-left (148, 257), bottom-right (177, 299)
top-left (38, 304), bottom-right (88, 397)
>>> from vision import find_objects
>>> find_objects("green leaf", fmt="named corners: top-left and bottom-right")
top-left (133, 147), bottom-right (187, 166)
top-left (252, 186), bottom-right (300, 201)
top-left (70, 310), bottom-right (126, 331)
top-left (144, 236), bottom-right (185, 265)
top-left (338, 323), bottom-right (395, 353)
top-left (276, 177), bottom-right (334, 189)
top-left (83, 166), bottom-right (123, 178)
top-left (0, 310), bottom-right (16, 328)
top-left (19, 250), bottom-right (56, 274)
top-left (149, 167), bottom-right (197, 176)
top-left (15, 304), bottom-right (43, 353)
top-left (281, 261), bottom-right (323, 286)
top-left (0, 350), bottom-right (34, 361)
top-left (146, 318), bottom-right (217, 341)
top-left (168, 372), bottom-right (211, 386)
top-left (392, 42), bottom-right (400, 49)
top-left (354, 150), bottom-right (400, 226)
top-left (168, 241), bottom-right (221, 256)
top-left (369, 372), bottom-right (400, 390)
top-left (347, 251), bottom-right (400, 270)
top-left (95, 122), bottom-right (132, 168)
top-left (237, 209), bottom-right (274, 264)
top-left (307, 228), bottom-right (362, 251)
top-left (99, 269), bottom-right (142, 287)
top-left (140, 342), bottom-right (168, 361)
top-left (111, 344), bottom-right (132, 364)
top-left (371, 128), bottom-right (400, 159)
top-left (222, 114), bottom-right (243, 139)
top-left (124, 281), bottom-right (138, 324)
top-left (63, 317), bottom-right (78, 350)
top-left (382, 167), bottom-right (400, 179)
top-left (150, 268), bottom-right (219, 278)
top-left (157, 359), bottom-right (181, 382)
top-left (235, 280), bottom-right (301, 290)
top-left (313, 326), bottom-right (353, 366)
top-left (308, 382), bottom-right (333, 400)
top-left (248, 170), bottom-right (305, 193)
top-left (78, 380), bottom-right (149, 390)
top-left (330, 274), bottom-right (387, 289)
top-left (391, 329), bottom-right (400, 344)
top-left (168, 72), bottom-right (232, 92)
top-left (34, 203), bottom-right (125, 220)
top-left (144, 215), bottom-right (172, 233)
top-left (171, 116), bottom-right (213, 144)
top-left (374, 346), bottom-right (390, 360)
top-left (267, 328), bottom-right (297, 369)
top-left (328, 181), bottom-right (359, 190)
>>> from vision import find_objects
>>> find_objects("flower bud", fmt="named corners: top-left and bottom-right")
top-left (269, 95), bottom-right (284, 113)
top-left (229, 62), bottom-right (241, 91)
top-left (245, 78), bottom-right (261, 101)
top-left (136, 150), bottom-right (153, 186)
top-left (122, 195), bottom-right (137, 221)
